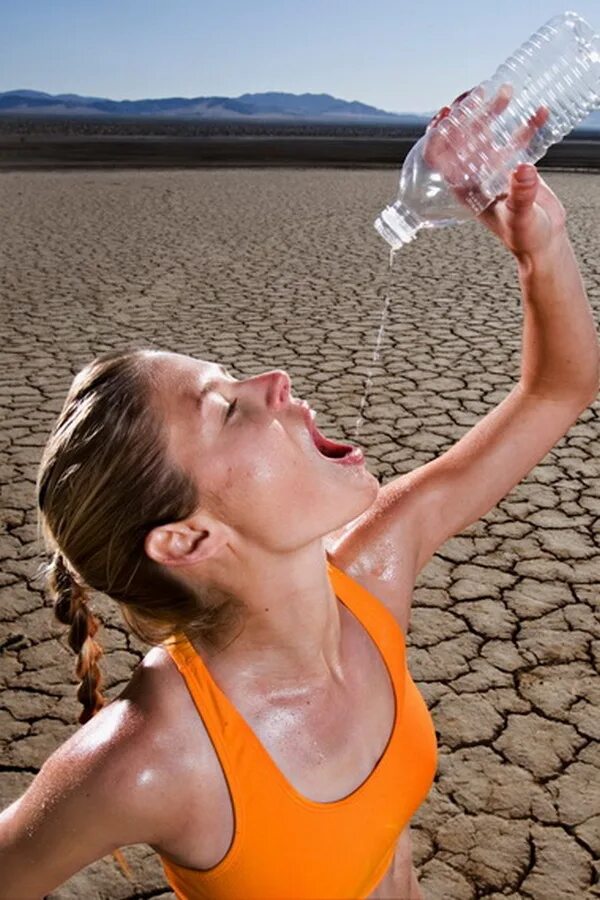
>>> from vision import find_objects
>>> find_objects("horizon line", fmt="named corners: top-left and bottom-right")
top-left (0, 86), bottom-right (435, 116)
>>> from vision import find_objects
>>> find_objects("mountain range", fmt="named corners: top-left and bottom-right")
top-left (0, 89), bottom-right (429, 122)
top-left (1, 90), bottom-right (599, 129)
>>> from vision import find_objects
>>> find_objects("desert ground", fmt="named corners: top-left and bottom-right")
top-left (0, 167), bottom-right (598, 899)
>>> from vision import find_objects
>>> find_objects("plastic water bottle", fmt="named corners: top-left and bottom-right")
top-left (375, 10), bottom-right (600, 250)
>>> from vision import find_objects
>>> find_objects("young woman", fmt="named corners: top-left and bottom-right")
top-left (1, 90), bottom-right (597, 899)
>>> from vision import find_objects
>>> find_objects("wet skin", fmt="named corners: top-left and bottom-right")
top-left (143, 350), bottom-right (380, 687)
top-left (134, 351), bottom-right (425, 896)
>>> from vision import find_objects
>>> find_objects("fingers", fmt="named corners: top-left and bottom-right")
top-left (449, 86), bottom-right (485, 124)
top-left (485, 83), bottom-right (513, 119)
top-left (428, 83), bottom-right (547, 142)
top-left (456, 83), bottom-right (511, 125)
top-left (515, 162), bottom-right (537, 183)
top-left (514, 105), bottom-right (549, 148)
top-left (426, 86), bottom-right (480, 132)
top-left (505, 164), bottom-right (538, 213)
top-left (424, 84), bottom-right (548, 187)
top-left (426, 105), bottom-right (451, 132)
top-left (427, 83), bottom-right (510, 139)
top-left (450, 89), bottom-right (476, 106)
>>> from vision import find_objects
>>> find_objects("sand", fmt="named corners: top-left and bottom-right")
top-left (0, 168), bottom-right (599, 899)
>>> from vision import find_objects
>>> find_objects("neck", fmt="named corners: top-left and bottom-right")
top-left (187, 541), bottom-right (346, 693)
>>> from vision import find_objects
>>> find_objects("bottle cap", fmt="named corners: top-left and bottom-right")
top-left (374, 203), bottom-right (421, 249)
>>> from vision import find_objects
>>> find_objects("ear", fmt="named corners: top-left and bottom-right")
top-left (144, 515), bottom-right (228, 569)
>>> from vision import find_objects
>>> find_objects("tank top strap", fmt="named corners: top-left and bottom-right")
top-left (161, 631), bottom-right (242, 748)
top-left (162, 629), bottom-right (250, 813)
top-left (161, 630), bottom-right (195, 674)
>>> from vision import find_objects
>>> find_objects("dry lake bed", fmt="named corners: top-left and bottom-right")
top-left (1, 168), bottom-right (599, 898)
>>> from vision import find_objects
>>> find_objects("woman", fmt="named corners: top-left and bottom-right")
top-left (1, 89), bottom-right (597, 899)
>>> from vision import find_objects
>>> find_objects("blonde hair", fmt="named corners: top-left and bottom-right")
top-left (36, 346), bottom-right (244, 879)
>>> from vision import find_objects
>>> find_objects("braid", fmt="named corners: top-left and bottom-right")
top-left (50, 550), bottom-right (106, 725)
top-left (48, 550), bottom-right (133, 882)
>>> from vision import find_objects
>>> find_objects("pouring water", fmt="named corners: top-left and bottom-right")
top-left (353, 249), bottom-right (395, 440)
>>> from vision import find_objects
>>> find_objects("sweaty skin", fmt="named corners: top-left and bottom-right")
top-left (144, 351), bottom-right (379, 687)
top-left (136, 351), bottom-right (429, 895)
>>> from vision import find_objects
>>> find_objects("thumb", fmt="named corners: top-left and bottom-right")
top-left (505, 164), bottom-right (538, 213)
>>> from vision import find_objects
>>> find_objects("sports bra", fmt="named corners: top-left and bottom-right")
top-left (158, 559), bottom-right (438, 899)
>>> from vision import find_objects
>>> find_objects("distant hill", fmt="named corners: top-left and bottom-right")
top-left (1, 89), bottom-right (598, 129)
top-left (0, 89), bottom-right (426, 122)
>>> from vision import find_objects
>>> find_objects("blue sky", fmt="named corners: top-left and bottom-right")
top-left (1, 1), bottom-right (599, 113)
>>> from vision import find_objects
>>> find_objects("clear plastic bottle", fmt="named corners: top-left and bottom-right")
top-left (375, 10), bottom-right (600, 250)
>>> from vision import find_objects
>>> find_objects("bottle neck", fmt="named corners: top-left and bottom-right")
top-left (374, 202), bottom-right (423, 249)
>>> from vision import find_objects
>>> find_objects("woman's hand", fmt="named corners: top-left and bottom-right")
top-left (476, 160), bottom-right (567, 262)
top-left (424, 85), bottom-right (568, 260)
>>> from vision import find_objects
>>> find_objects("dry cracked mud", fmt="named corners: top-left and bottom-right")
top-left (0, 168), bottom-right (598, 899)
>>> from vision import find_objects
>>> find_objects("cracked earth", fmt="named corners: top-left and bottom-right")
top-left (0, 169), bottom-right (598, 899)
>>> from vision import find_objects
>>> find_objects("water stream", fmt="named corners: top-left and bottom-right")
top-left (353, 249), bottom-right (396, 440)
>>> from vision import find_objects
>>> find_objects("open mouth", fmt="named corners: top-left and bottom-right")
top-left (310, 420), bottom-right (355, 459)
top-left (297, 400), bottom-right (363, 465)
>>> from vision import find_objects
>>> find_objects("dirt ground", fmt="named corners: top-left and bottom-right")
top-left (0, 168), bottom-right (598, 899)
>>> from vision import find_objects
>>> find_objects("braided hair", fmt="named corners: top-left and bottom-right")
top-left (46, 548), bottom-right (132, 881)
top-left (36, 347), bottom-right (245, 884)
top-left (48, 550), bottom-right (105, 725)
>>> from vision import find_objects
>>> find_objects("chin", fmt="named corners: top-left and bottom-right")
top-left (324, 483), bottom-right (379, 546)
top-left (346, 471), bottom-right (380, 520)
top-left (365, 473), bottom-right (381, 504)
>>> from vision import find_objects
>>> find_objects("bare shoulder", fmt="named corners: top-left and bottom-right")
top-left (119, 644), bottom-right (221, 775)
top-left (77, 651), bottom-right (193, 834)
top-left (116, 645), bottom-right (228, 858)
top-left (67, 646), bottom-right (208, 839)
top-left (324, 478), bottom-right (423, 634)
top-left (111, 644), bottom-right (212, 782)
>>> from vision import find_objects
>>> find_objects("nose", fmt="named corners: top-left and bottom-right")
top-left (265, 370), bottom-right (291, 411)
top-left (245, 369), bottom-right (292, 412)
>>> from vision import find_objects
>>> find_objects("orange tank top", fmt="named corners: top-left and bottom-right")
top-left (158, 559), bottom-right (438, 899)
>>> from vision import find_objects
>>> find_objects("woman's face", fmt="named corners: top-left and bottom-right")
top-left (148, 352), bottom-right (379, 552)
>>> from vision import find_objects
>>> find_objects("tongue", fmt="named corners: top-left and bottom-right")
top-left (311, 424), bottom-right (353, 459)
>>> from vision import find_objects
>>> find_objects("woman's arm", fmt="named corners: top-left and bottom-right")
top-left (478, 156), bottom-right (599, 399)
top-left (0, 744), bottom-right (122, 899)
top-left (0, 705), bottom-right (178, 899)
top-left (329, 167), bottom-right (598, 628)
top-left (517, 230), bottom-right (599, 398)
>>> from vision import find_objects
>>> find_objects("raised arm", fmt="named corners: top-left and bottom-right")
top-left (329, 164), bottom-right (599, 632)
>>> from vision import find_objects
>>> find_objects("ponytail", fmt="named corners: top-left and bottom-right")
top-left (47, 550), bottom-right (132, 882)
